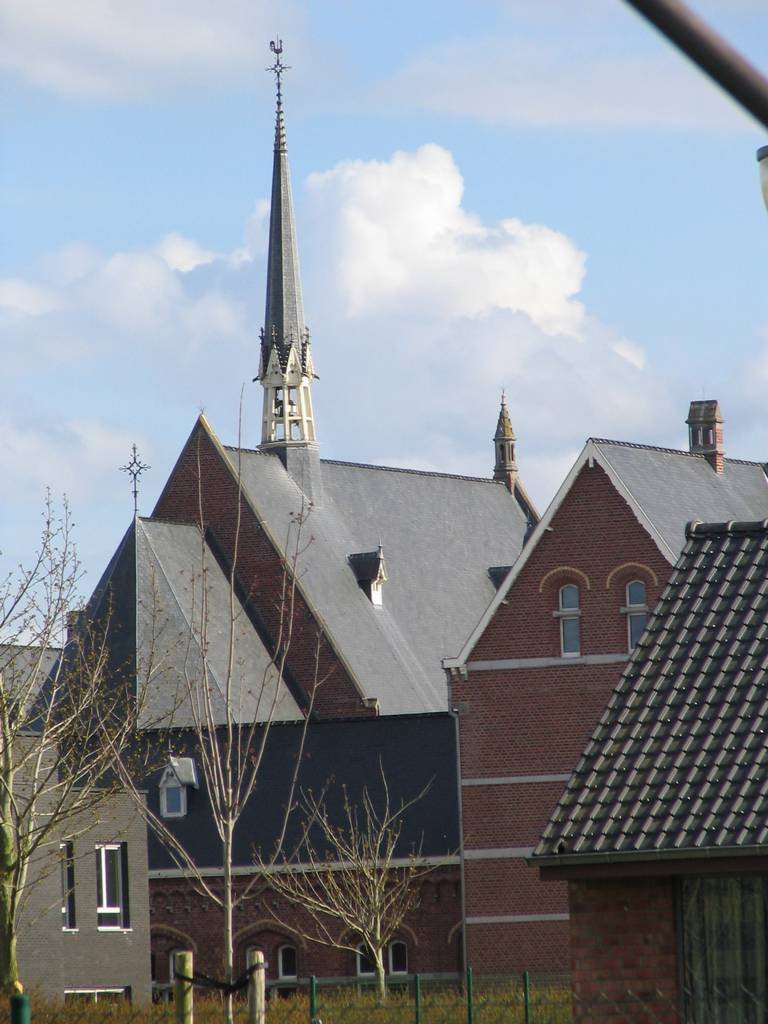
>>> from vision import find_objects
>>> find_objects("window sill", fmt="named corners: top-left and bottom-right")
top-left (62, 927), bottom-right (79, 934)
top-left (97, 926), bottom-right (132, 933)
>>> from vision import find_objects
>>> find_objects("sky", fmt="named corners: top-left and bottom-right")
top-left (2, 0), bottom-right (768, 594)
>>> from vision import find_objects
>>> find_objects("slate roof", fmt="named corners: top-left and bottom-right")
top-left (231, 447), bottom-right (530, 714)
top-left (534, 519), bottom-right (768, 864)
top-left (592, 439), bottom-right (768, 559)
top-left (92, 518), bottom-right (302, 729)
top-left (146, 713), bottom-right (459, 871)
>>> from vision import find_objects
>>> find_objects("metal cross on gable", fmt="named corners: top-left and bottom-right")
top-left (120, 444), bottom-right (150, 515)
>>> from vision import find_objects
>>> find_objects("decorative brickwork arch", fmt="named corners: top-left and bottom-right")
top-left (446, 920), bottom-right (463, 945)
top-left (234, 919), bottom-right (307, 949)
top-left (151, 924), bottom-right (198, 953)
top-left (538, 566), bottom-right (591, 593)
top-left (605, 561), bottom-right (659, 589)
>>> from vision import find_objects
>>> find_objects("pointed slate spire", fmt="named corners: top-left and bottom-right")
top-left (259, 40), bottom-right (317, 451)
top-left (493, 391), bottom-right (518, 492)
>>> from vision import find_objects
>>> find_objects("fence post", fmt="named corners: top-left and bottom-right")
top-left (523, 971), bottom-right (531, 1024)
top-left (174, 950), bottom-right (194, 1024)
top-left (10, 992), bottom-right (30, 1024)
top-left (466, 966), bottom-right (474, 1024)
top-left (414, 973), bottom-right (421, 1024)
top-left (309, 974), bottom-right (318, 1024)
top-left (248, 949), bottom-right (265, 1024)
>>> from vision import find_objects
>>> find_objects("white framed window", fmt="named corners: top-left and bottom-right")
top-left (278, 944), bottom-right (297, 979)
top-left (60, 841), bottom-right (76, 930)
top-left (624, 580), bottom-right (648, 651)
top-left (555, 583), bottom-right (581, 657)
top-left (356, 944), bottom-right (376, 977)
top-left (96, 843), bottom-right (129, 930)
top-left (160, 778), bottom-right (186, 818)
top-left (64, 988), bottom-right (129, 1003)
top-left (388, 941), bottom-right (408, 975)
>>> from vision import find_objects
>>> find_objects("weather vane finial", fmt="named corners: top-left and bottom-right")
top-left (267, 39), bottom-right (290, 110)
top-left (120, 444), bottom-right (150, 516)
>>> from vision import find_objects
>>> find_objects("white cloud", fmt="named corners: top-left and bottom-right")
top-left (156, 234), bottom-right (217, 274)
top-left (308, 145), bottom-right (586, 336)
top-left (0, 278), bottom-right (60, 317)
top-left (377, 36), bottom-right (756, 132)
top-left (0, 0), bottom-right (303, 99)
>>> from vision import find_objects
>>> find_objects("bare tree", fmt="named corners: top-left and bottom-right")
top-left (263, 768), bottom-right (434, 1001)
top-left (108, 439), bottom-right (326, 1024)
top-left (0, 496), bottom-right (145, 994)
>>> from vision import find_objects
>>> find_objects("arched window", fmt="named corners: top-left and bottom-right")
top-left (557, 584), bottom-right (580, 657)
top-left (278, 945), bottom-right (297, 979)
top-left (624, 580), bottom-right (648, 650)
top-left (388, 941), bottom-right (408, 975)
top-left (356, 944), bottom-right (375, 977)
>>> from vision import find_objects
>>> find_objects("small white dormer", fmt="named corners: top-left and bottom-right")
top-left (159, 757), bottom-right (199, 819)
top-left (348, 545), bottom-right (388, 608)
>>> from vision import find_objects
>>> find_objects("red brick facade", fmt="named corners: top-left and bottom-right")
top-left (149, 869), bottom-right (462, 987)
top-left (451, 462), bottom-right (671, 975)
top-left (568, 877), bottom-right (679, 1022)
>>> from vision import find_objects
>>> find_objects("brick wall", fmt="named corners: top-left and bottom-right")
top-left (569, 877), bottom-right (679, 1022)
top-left (453, 462), bottom-right (672, 976)
top-left (153, 419), bottom-right (372, 720)
top-left (150, 868), bottom-right (462, 985)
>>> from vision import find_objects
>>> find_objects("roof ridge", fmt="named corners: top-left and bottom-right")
top-left (318, 459), bottom-right (503, 483)
top-left (686, 518), bottom-right (768, 537)
top-left (589, 437), bottom-right (765, 466)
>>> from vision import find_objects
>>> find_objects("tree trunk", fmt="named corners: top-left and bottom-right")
top-left (374, 947), bottom-right (386, 1003)
top-left (223, 822), bottom-right (234, 1024)
top-left (0, 873), bottom-right (18, 995)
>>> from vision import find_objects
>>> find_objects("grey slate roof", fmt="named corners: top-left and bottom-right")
top-left (231, 448), bottom-right (530, 714)
top-left (85, 515), bottom-right (302, 727)
top-left (535, 519), bottom-right (768, 864)
top-left (593, 439), bottom-right (768, 558)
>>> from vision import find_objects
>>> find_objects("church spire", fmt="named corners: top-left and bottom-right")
top-left (493, 391), bottom-right (518, 493)
top-left (259, 39), bottom-right (317, 449)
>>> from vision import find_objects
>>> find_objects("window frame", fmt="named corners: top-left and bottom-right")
top-left (554, 583), bottom-right (581, 657)
top-left (356, 943), bottom-right (376, 977)
top-left (96, 843), bottom-right (130, 931)
top-left (160, 777), bottom-right (187, 819)
top-left (622, 579), bottom-right (649, 652)
top-left (60, 841), bottom-right (76, 931)
top-left (278, 944), bottom-right (297, 980)
top-left (388, 940), bottom-right (408, 975)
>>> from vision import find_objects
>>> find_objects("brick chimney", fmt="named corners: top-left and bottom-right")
top-left (686, 400), bottom-right (724, 474)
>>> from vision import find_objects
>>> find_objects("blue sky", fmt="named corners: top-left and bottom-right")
top-left (2, 0), bottom-right (768, 592)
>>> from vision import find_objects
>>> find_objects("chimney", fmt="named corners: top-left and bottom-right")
top-left (686, 400), bottom-right (724, 474)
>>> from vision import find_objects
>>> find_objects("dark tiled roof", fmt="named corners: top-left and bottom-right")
top-left (147, 713), bottom-right (459, 870)
top-left (535, 519), bottom-right (768, 863)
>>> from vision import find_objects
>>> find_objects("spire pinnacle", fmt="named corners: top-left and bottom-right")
top-left (493, 391), bottom-right (518, 492)
top-left (259, 40), bottom-right (317, 452)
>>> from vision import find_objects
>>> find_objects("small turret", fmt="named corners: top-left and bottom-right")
top-left (493, 392), bottom-right (518, 493)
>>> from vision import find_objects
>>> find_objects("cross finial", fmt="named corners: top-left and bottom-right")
top-left (267, 39), bottom-right (290, 111)
top-left (120, 444), bottom-right (150, 516)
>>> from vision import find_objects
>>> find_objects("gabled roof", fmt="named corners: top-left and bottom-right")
top-left (534, 519), bottom-right (768, 865)
top-left (446, 438), bottom-right (768, 668)
top-left (230, 445), bottom-right (530, 713)
top-left (95, 518), bottom-right (301, 729)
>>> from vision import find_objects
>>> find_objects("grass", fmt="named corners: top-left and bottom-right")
top-left (1, 980), bottom-right (575, 1024)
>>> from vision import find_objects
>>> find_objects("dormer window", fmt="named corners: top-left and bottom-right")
top-left (555, 584), bottom-right (581, 657)
top-left (159, 757), bottom-right (199, 819)
top-left (348, 546), bottom-right (388, 608)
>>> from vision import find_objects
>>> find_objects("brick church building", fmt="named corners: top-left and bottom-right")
top-left (84, 43), bottom-right (538, 991)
